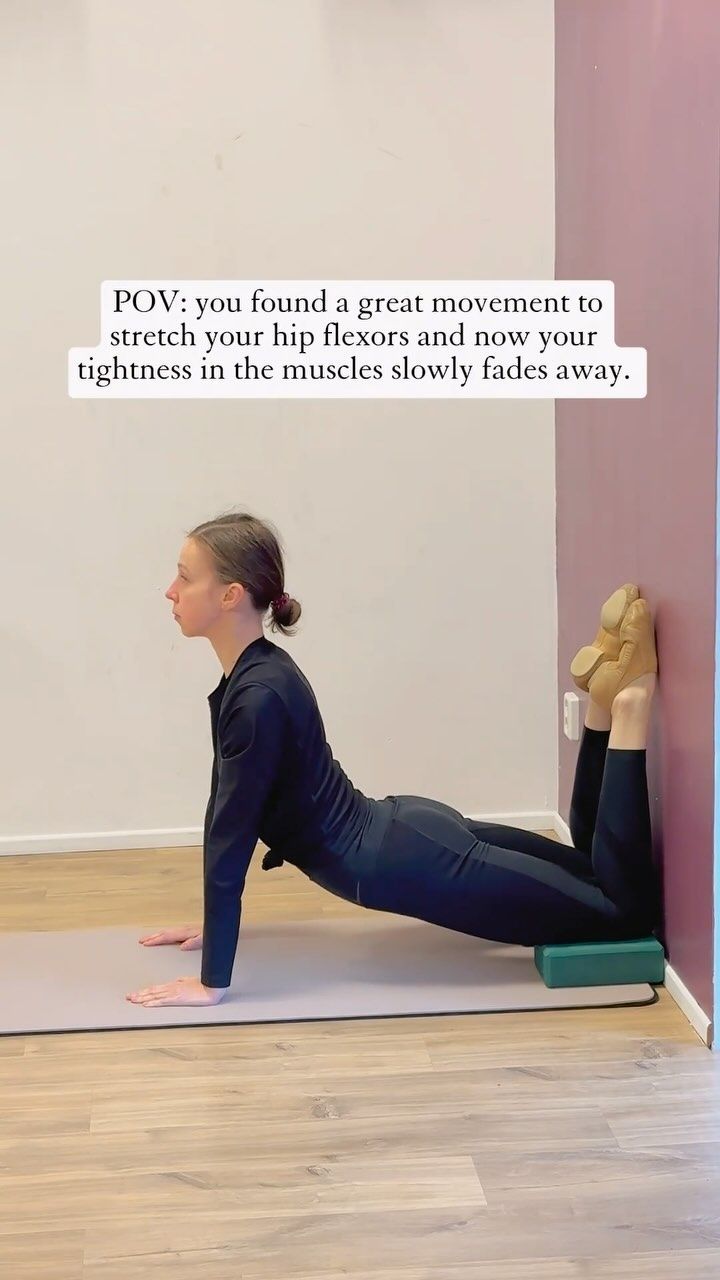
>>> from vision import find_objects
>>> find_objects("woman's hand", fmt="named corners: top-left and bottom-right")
top-left (126, 977), bottom-right (228, 1007)
top-left (138, 924), bottom-right (203, 951)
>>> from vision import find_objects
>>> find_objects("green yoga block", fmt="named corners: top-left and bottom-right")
top-left (534, 936), bottom-right (665, 988)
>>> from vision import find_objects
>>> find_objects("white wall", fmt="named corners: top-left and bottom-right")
top-left (1, 0), bottom-right (557, 851)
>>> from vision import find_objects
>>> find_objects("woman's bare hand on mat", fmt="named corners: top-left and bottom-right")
top-left (126, 977), bottom-right (228, 1007)
top-left (138, 925), bottom-right (203, 950)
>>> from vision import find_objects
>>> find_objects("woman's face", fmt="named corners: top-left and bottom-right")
top-left (165, 539), bottom-right (225, 637)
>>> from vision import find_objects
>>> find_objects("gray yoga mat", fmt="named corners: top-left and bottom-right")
top-left (1, 916), bottom-right (657, 1035)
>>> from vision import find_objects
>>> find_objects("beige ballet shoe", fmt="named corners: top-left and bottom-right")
top-left (586, 598), bottom-right (658, 712)
top-left (570, 583), bottom-right (640, 692)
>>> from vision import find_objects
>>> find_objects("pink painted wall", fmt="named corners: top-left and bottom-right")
top-left (555, 0), bottom-right (720, 1021)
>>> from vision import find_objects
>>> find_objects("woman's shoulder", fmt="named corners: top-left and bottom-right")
top-left (221, 641), bottom-right (314, 721)
top-left (216, 680), bottom-right (290, 761)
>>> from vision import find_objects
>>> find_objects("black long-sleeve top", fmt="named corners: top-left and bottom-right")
top-left (200, 634), bottom-right (373, 988)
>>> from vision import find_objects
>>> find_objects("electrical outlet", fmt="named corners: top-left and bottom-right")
top-left (563, 691), bottom-right (581, 740)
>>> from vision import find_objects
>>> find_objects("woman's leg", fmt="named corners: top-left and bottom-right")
top-left (588, 675), bottom-right (660, 924)
top-left (462, 818), bottom-right (597, 879)
top-left (568, 728), bottom-right (611, 854)
top-left (469, 675), bottom-right (659, 940)
top-left (365, 677), bottom-right (659, 943)
top-left (461, 700), bottom-right (610, 878)
top-left (461, 696), bottom-right (612, 875)
top-left (568, 697), bottom-right (612, 855)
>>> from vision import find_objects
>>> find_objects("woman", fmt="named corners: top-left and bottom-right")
top-left (127, 512), bottom-right (660, 1008)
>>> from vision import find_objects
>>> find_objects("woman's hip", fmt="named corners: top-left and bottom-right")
top-left (356, 794), bottom-right (488, 917)
top-left (301, 792), bottom-right (492, 913)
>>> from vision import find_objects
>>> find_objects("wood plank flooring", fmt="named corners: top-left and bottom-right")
top-left (0, 837), bottom-right (718, 1279)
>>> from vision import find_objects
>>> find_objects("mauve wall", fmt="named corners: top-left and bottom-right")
top-left (555, 0), bottom-right (720, 1025)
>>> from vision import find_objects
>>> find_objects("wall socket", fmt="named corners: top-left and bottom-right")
top-left (563, 691), bottom-right (582, 740)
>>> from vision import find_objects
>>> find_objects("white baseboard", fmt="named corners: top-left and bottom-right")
top-left (552, 813), bottom-right (574, 845)
top-left (465, 811), bottom-right (563, 832)
top-left (550, 810), bottom-right (714, 1049)
top-left (0, 811), bottom-right (564, 858)
top-left (663, 964), bottom-right (713, 1048)
top-left (0, 828), bottom-right (205, 856)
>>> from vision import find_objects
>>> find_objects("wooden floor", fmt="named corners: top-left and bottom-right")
top-left (1, 837), bottom-right (719, 1280)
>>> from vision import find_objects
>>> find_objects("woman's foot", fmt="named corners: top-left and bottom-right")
top-left (570, 584), bottom-right (640, 693)
top-left (586, 599), bottom-right (658, 713)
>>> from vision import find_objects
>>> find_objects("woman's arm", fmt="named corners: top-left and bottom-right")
top-left (201, 684), bottom-right (288, 989)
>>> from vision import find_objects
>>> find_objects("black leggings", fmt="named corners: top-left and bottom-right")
top-left (353, 730), bottom-right (661, 945)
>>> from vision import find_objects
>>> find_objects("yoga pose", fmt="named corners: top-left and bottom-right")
top-left (127, 512), bottom-right (660, 1008)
